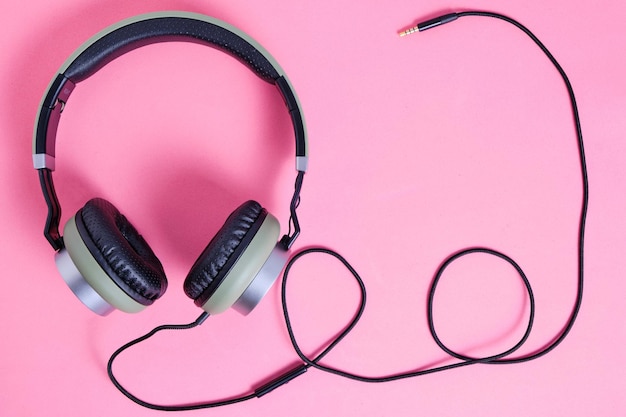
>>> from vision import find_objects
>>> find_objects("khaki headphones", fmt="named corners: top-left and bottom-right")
top-left (33, 11), bottom-right (308, 317)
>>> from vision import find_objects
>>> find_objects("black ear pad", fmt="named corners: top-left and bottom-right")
top-left (183, 200), bottom-right (266, 307)
top-left (75, 198), bottom-right (167, 305)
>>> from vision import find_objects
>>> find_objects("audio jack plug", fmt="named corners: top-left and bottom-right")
top-left (399, 13), bottom-right (459, 36)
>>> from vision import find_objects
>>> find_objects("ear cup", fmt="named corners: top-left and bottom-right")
top-left (70, 198), bottom-right (167, 307)
top-left (183, 200), bottom-right (280, 314)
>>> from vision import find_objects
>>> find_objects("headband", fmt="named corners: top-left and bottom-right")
top-left (33, 11), bottom-right (308, 250)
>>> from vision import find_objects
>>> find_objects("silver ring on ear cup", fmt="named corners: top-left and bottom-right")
top-left (55, 249), bottom-right (115, 316)
top-left (197, 211), bottom-right (281, 315)
top-left (232, 243), bottom-right (290, 315)
top-left (61, 215), bottom-right (148, 314)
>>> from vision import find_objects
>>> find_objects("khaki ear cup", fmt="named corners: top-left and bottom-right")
top-left (60, 198), bottom-right (167, 314)
top-left (183, 201), bottom-right (280, 315)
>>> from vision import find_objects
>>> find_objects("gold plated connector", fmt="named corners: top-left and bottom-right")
top-left (399, 26), bottom-right (420, 37)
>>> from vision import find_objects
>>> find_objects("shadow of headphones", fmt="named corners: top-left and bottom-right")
top-left (33, 11), bottom-right (308, 317)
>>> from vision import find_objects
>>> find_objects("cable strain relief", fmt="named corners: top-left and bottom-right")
top-left (418, 13), bottom-right (459, 31)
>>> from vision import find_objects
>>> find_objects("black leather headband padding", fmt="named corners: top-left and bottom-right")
top-left (64, 16), bottom-right (280, 83)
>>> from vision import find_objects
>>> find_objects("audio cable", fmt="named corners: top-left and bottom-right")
top-left (108, 10), bottom-right (588, 411)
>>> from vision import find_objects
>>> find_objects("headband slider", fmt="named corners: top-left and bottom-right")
top-left (276, 76), bottom-right (307, 162)
top-left (34, 75), bottom-right (76, 170)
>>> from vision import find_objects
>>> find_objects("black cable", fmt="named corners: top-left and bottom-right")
top-left (452, 11), bottom-right (588, 365)
top-left (107, 10), bottom-right (588, 409)
top-left (107, 312), bottom-right (259, 411)
top-left (427, 248), bottom-right (535, 364)
top-left (281, 247), bottom-right (534, 382)
top-left (279, 10), bottom-right (588, 380)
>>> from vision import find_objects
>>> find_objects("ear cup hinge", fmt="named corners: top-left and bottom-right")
top-left (38, 169), bottom-right (64, 251)
top-left (280, 171), bottom-right (304, 249)
top-left (34, 74), bottom-right (75, 171)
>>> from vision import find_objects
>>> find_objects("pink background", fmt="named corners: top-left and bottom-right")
top-left (1, 0), bottom-right (625, 415)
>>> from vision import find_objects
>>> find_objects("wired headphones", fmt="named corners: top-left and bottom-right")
top-left (33, 9), bottom-right (588, 411)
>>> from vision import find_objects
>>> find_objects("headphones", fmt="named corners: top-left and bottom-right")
top-left (33, 11), bottom-right (308, 317)
top-left (34, 9), bottom-right (588, 412)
